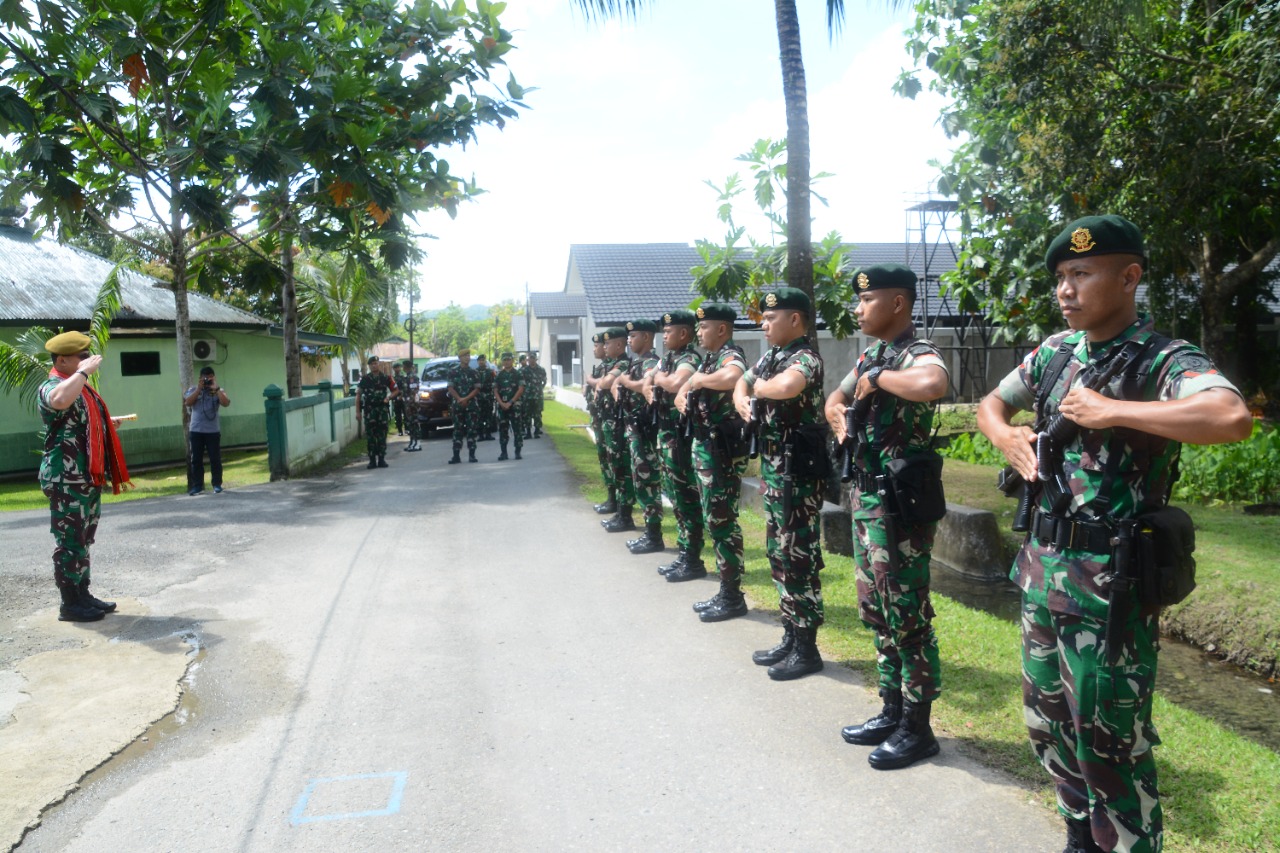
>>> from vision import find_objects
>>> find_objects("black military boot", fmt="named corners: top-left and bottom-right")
top-left (665, 555), bottom-right (708, 582)
top-left (498, 444), bottom-right (509, 461)
top-left (767, 625), bottom-right (824, 681)
top-left (1062, 818), bottom-right (1103, 853)
top-left (658, 550), bottom-right (687, 576)
top-left (628, 522), bottom-right (665, 554)
top-left (602, 506), bottom-right (636, 532)
top-left (867, 699), bottom-right (940, 770)
top-left (367, 455), bottom-right (378, 469)
top-left (58, 585), bottom-right (105, 623)
top-left (594, 490), bottom-right (618, 515)
top-left (468, 448), bottom-right (477, 463)
top-left (78, 579), bottom-right (116, 613)
top-left (514, 448), bottom-right (522, 460)
top-left (692, 591), bottom-right (722, 613)
top-left (841, 689), bottom-right (903, 745)
top-left (752, 625), bottom-right (795, 666)
top-left (698, 577), bottom-right (747, 622)
top-left (377, 455), bottom-right (388, 468)
top-left (448, 450), bottom-right (462, 464)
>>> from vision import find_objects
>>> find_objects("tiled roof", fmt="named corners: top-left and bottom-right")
top-left (529, 291), bottom-right (588, 318)
top-left (0, 225), bottom-right (269, 328)
top-left (570, 242), bottom-right (964, 327)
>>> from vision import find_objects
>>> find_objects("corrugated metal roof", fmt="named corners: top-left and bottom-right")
top-left (569, 242), bottom-right (960, 327)
top-left (529, 291), bottom-right (588, 318)
top-left (0, 225), bottom-right (270, 328)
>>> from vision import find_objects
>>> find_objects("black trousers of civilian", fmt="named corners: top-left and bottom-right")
top-left (188, 431), bottom-right (223, 490)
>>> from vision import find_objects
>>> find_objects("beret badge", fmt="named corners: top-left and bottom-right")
top-left (857, 272), bottom-right (870, 290)
top-left (696, 307), bottom-right (706, 319)
top-left (663, 313), bottom-right (672, 324)
top-left (626, 321), bottom-right (635, 331)
top-left (1069, 227), bottom-right (1096, 254)
top-left (764, 293), bottom-right (778, 308)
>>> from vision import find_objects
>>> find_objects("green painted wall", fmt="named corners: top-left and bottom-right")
top-left (0, 328), bottom-right (287, 474)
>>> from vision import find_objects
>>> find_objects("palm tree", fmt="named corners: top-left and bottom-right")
top-left (295, 253), bottom-right (400, 393)
top-left (572, 0), bottom-right (871, 335)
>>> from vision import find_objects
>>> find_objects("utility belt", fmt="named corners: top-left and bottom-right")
top-left (1030, 508), bottom-right (1113, 554)
top-left (694, 421), bottom-right (749, 458)
top-left (848, 466), bottom-right (876, 493)
top-left (760, 424), bottom-right (832, 480)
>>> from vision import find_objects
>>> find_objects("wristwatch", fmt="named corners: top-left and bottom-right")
top-left (75, 370), bottom-right (89, 380)
top-left (865, 366), bottom-right (885, 390)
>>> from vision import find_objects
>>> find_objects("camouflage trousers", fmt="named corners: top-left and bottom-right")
top-left (657, 427), bottom-right (702, 552)
top-left (451, 403), bottom-right (478, 454)
top-left (601, 416), bottom-right (634, 506)
top-left (42, 482), bottom-right (101, 588)
top-left (1022, 596), bottom-right (1163, 853)
top-left (761, 470), bottom-right (825, 628)
top-left (593, 416), bottom-right (611, 490)
top-left (852, 511), bottom-right (941, 703)
top-left (393, 398), bottom-right (406, 433)
top-left (406, 402), bottom-right (422, 441)
top-left (692, 437), bottom-right (746, 581)
top-left (479, 393), bottom-right (496, 435)
top-left (527, 394), bottom-right (544, 434)
top-left (498, 403), bottom-right (523, 453)
top-left (364, 409), bottom-right (389, 457)
top-left (626, 423), bottom-right (663, 525)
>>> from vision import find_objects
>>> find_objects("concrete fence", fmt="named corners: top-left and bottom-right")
top-left (263, 381), bottom-right (359, 480)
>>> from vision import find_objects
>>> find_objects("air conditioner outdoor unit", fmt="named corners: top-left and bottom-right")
top-left (192, 339), bottom-right (218, 361)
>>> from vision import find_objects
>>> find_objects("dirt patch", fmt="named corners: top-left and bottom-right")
top-left (1162, 577), bottom-right (1279, 680)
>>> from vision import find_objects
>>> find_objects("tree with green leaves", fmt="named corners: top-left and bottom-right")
top-left (296, 252), bottom-right (403, 392)
top-left (570, 1), bottom-right (891, 339)
top-left (897, 0), bottom-right (1280, 387)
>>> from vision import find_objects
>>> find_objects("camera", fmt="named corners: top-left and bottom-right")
top-left (201, 377), bottom-right (214, 389)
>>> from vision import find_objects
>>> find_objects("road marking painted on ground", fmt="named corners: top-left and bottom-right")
top-left (289, 771), bottom-right (408, 825)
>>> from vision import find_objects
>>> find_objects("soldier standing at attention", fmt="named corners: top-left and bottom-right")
top-left (522, 352), bottom-right (547, 438)
top-left (979, 215), bottom-right (1251, 853)
top-left (598, 328), bottom-right (636, 532)
top-left (584, 334), bottom-right (614, 512)
top-left (824, 264), bottom-right (950, 770)
top-left (615, 320), bottom-right (664, 554)
top-left (494, 352), bottom-right (526, 461)
top-left (39, 331), bottom-right (132, 622)
top-left (391, 361), bottom-right (408, 436)
top-left (516, 354), bottom-right (530, 439)
top-left (475, 353), bottom-right (496, 442)
top-left (356, 355), bottom-right (398, 469)
top-left (733, 288), bottom-right (828, 681)
top-left (447, 348), bottom-right (480, 464)
top-left (647, 310), bottom-right (703, 575)
top-left (675, 304), bottom-right (750, 621)
top-left (403, 361), bottom-right (423, 452)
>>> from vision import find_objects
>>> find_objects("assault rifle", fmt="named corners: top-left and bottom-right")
top-left (838, 352), bottom-right (891, 484)
top-left (651, 353), bottom-right (673, 432)
top-left (744, 348), bottom-right (778, 459)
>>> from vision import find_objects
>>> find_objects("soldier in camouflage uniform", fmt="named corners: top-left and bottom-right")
top-left (392, 362), bottom-right (408, 435)
top-left (734, 288), bottom-right (829, 680)
top-left (404, 361), bottom-right (423, 451)
top-left (584, 333), bottom-right (614, 511)
top-left (677, 304), bottom-right (750, 621)
top-left (475, 353), bottom-right (496, 441)
top-left (597, 329), bottom-right (636, 532)
top-left (356, 355), bottom-right (398, 469)
top-left (648, 310), bottom-right (704, 574)
top-left (39, 331), bottom-right (132, 622)
top-left (824, 264), bottom-right (951, 770)
top-left (447, 348), bottom-right (481, 464)
top-left (522, 352), bottom-right (547, 438)
top-left (979, 215), bottom-right (1251, 853)
top-left (615, 320), bottom-right (664, 553)
top-left (494, 352), bottom-right (526, 461)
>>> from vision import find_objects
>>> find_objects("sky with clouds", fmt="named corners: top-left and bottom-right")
top-left (408, 0), bottom-right (959, 311)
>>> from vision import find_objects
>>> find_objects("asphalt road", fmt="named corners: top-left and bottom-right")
top-left (2, 432), bottom-right (1060, 852)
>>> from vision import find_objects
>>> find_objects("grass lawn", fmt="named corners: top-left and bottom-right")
top-left (543, 400), bottom-right (1280, 853)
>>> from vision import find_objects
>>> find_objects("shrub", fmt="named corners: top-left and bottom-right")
top-left (1175, 420), bottom-right (1280, 505)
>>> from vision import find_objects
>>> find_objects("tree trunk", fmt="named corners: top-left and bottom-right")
top-left (281, 206), bottom-right (302, 398)
top-left (774, 0), bottom-right (817, 342)
top-left (170, 190), bottom-right (193, 459)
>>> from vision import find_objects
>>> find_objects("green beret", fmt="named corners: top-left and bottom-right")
top-left (500, 351), bottom-right (514, 360)
top-left (602, 327), bottom-right (627, 342)
top-left (1045, 214), bottom-right (1145, 272)
top-left (626, 319), bottom-right (659, 333)
top-left (591, 333), bottom-right (603, 344)
top-left (367, 354), bottom-right (380, 364)
top-left (661, 309), bottom-right (697, 328)
top-left (695, 303), bottom-right (737, 323)
top-left (761, 287), bottom-right (810, 313)
top-left (855, 264), bottom-right (917, 297)
top-left (45, 331), bottom-right (92, 356)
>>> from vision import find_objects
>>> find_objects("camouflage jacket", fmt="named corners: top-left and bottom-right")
top-left (691, 342), bottom-right (747, 427)
top-left (996, 314), bottom-right (1240, 617)
top-left (475, 367), bottom-right (495, 396)
top-left (394, 372), bottom-right (411, 399)
top-left (38, 377), bottom-right (91, 487)
top-left (495, 368), bottom-right (525, 404)
top-left (840, 330), bottom-right (948, 511)
top-left (743, 336), bottom-right (825, 440)
top-left (357, 372), bottom-right (395, 410)
top-left (596, 357), bottom-right (626, 419)
top-left (655, 343), bottom-right (701, 425)
top-left (622, 350), bottom-right (659, 422)
top-left (447, 364), bottom-right (479, 402)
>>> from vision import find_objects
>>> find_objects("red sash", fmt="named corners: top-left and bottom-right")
top-left (49, 368), bottom-right (133, 494)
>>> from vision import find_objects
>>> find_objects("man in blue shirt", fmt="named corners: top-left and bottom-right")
top-left (183, 365), bottom-right (230, 495)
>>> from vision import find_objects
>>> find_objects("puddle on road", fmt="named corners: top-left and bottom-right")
top-left (930, 566), bottom-right (1280, 754)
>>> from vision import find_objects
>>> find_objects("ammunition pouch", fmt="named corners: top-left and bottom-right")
top-left (1133, 506), bottom-right (1197, 606)
top-left (884, 451), bottom-right (947, 525)
top-left (787, 423), bottom-right (832, 481)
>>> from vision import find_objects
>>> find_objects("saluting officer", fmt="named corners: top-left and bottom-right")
top-left (615, 320), bottom-right (664, 553)
top-left (733, 288), bottom-right (829, 680)
top-left (978, 215), bottom-right (1251, 853)
top-left (824, 264), bottom-right (950, 770)
top-left (648, 310), bottom-right (703, 573)
top-left (597, 329), bottom-right (636, 531)
top-left (676, 303), bottom-right (750, 621)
